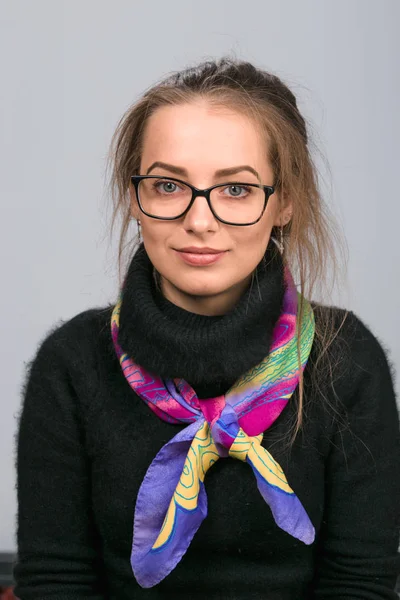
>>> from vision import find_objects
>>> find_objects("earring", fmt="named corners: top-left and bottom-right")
top-left (271, 215), bottom-right (289, 255)
top-left (137, 219), bottom-right (142, 244)
top-left (279, 225), bottom-right (284, 254)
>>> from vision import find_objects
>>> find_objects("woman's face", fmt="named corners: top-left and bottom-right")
top-left (130, 101), bottom-right (292, 315)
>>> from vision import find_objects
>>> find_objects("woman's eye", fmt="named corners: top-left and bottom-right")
top-left (155, 180), bottom-right (179, 193)
top-left (223, 185), bottom-right (250, 197)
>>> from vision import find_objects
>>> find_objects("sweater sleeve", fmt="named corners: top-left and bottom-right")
top-left (13, 317), bottom-right (107, 600)
top-left (312, 311), bottom-right (400, 599)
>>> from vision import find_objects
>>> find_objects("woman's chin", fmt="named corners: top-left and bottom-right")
top-left (161, 271), bottom-right (252, 315)
top-left (172, 277), bottom-right (229, 299)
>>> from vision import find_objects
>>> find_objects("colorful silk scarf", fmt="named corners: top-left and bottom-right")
top-left (111, 262), bottom-right (316, 588)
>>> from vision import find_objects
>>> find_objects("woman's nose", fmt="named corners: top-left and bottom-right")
top-left (182, 195), bottom-right (219, 232)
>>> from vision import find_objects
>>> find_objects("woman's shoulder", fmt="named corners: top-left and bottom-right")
top-left (26, 304), bottom-right (116, 384)
top-left (20, 305), bottom-right (116, 422)
top-left (309, 301), bottom-right (397, 408)
top-left (37, 304), bottom-right (113, 350)
top-left (311, 301), bottom-right (395, 363)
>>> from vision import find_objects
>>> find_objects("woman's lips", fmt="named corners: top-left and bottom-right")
top-left (175, 250), bottom-right (227, 266)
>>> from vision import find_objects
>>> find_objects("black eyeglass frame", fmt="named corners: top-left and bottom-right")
top-left (130, 175), bottom-right (275, 226)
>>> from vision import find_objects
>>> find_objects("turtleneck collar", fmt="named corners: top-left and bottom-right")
top-left (118, 238), bottom-right (286, 399)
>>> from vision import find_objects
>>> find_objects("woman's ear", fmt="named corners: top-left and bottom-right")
top-left (273, 194), bottom-right (293, 227)
top-left (282, 202), bottom-right (293, 225)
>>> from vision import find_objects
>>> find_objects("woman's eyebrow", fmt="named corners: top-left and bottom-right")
top-left (145, 161), bottom-right (261, 181)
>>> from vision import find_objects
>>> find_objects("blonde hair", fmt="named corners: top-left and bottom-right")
top-left (106, 56), bottom-right (349, 446)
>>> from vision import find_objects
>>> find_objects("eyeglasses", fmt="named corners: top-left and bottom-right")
top-left (130, 175), bottom-right (275, 226)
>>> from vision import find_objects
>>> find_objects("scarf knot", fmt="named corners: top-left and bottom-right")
top-left (199, 398), bottom-right (240, 457)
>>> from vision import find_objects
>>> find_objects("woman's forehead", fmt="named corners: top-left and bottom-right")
top-left (140, 103), bottom-right (271, 180)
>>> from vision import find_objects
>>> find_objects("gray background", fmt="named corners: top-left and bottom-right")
top-left (1, 0), bottom-right (399, 551)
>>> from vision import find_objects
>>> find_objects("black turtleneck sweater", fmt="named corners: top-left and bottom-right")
top-left (117, 239), bottom-right (286, 398)
top-left (14, 242), bottom-right (400, 600)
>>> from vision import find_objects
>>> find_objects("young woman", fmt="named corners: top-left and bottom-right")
top-left (14, 57), bottom-right (400, 599)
